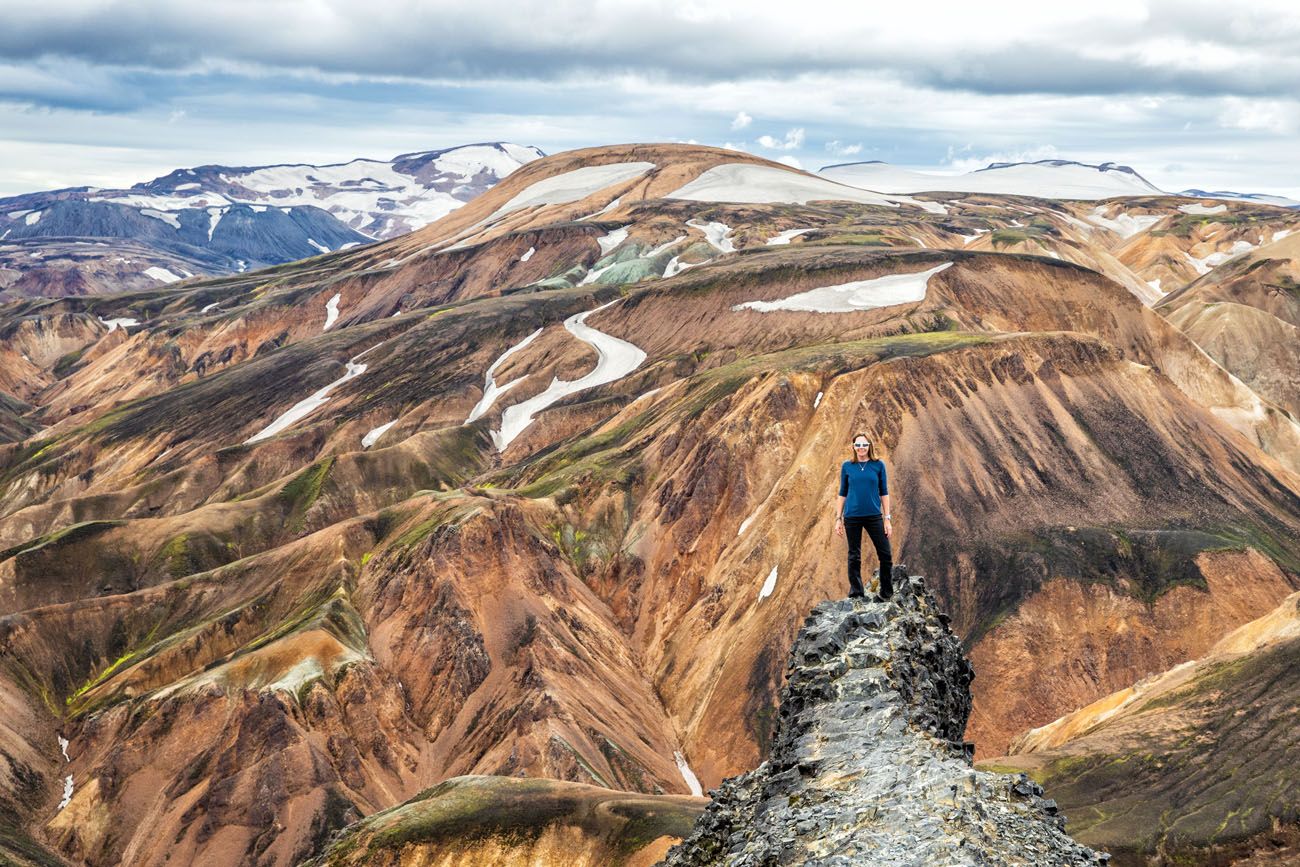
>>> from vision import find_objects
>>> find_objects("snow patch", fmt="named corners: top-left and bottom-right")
top-left (1272, 229), bottom-right (1293, 243)
top-left (144, 266), bottom-right (183, 283)
top-left (734, 262), bottom-right (952, 313)
top-left (814, 391), bottom-right (823, 408)
top-left (245, 357), bottom-right (368, 444)
top-left (323, 293), bottom-right (341, 330)
top-left (1087, 207), bottom-right (1162, 239)
top-left (1147, 278), bottom-right (1162, 294)
top-left (663, 255), bottom-right (698, 278)
top-left (579, 262), bottom-right (617, 286)
top-left (670, 163), bottom-right (944, 213)
top-left (519, 246), bottom-right (535, 262)
top-left (767, 228), bottom-right (813, 245)
top-left (362, 420), bottom-right (397, 448)
top-left (25, 211), bottom-right (41, 225)
top-left (961, 229), bottom-right (988, 245)
top-left (687, 219), bottom-right (735, 253)
top-left (488, 163), bottom-right (654, 222)
top-left (738, 512), bottom-right (757, 536)
top-left (200, 302), bottom-right (221, 313)
top-left (1179, 202), bottom-right (1227, 215)
top-left (596, 226), bottom-right (629, 256)
top-left (492, 301), bottom-right (646, 450)
top-left (675, 751), bottom-right (703, 797)
top-left (98, 315), bottom-right (139, 332)
top-left (466, 327), bottom-right (545, 424)
top-left (307, 238), bottom-right (330, 254)
top-left (759, 565), bottom-right (779, 600)
top-left (579, 197), bottom-right (623, 221)
top-left (910, 235), bottom-right (927, 248)
top-left (649, 235), bottom-right (687, 257)
top-left (59, 737), bottom-right (70, 762)
top-left (58, 775), bottom-right (73, 811)
top-left (140, 209), bottom-right (181, 229)
top-left (1187, 240), bottom-right (1256, 274)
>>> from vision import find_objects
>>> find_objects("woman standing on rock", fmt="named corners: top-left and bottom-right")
top-left (833, 432), bottom-right (893, 599)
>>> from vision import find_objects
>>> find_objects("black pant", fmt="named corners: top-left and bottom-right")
top-left (845, 515), bottom-right (892, 598)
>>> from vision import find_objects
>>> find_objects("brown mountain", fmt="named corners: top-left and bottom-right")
top-left (1, 143), bottom-right (1297, 866)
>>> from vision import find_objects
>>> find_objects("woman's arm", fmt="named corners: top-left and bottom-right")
top-left (834, 494), bottom-right (846, 537)
top-left (881, 494), bottom-right (892, 536)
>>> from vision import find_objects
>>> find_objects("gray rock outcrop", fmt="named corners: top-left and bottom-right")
top-left (660, 567), bottom-right (1109, 866)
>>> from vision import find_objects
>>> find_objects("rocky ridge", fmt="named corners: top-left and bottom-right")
top-left (661, 567), bottom-right (1108, 866)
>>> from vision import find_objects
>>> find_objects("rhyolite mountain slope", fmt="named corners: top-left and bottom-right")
top-left (0, 142), bottom-right (542, 300)
top-left (1, 142), bottom-right (1298, 866)
top-left (982, 589), bottom-right (1300, 865)
top-left (308, 571), bottom-right (1106, 866)
top-left (1157, 231), bottom-right (1300, 419)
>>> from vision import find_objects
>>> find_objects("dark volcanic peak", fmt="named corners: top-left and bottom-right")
top-left (0, 141), bottom-right (541, 299)
top-left (979, 159), bottom-right (1143, 177)
top-left (662, 568), bottom-right (1108, 866)
top-left (1178, 188), bottom-right (1300, 208)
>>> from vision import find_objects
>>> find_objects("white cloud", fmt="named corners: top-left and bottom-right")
top-left (757, 127), bottom-right (804, 150)
top-left (731, 110), bottom-right (752, 130)
top-left (777, 155), bottom-right (803, 169)
top-left (825, 140), bottom-right (862, 156)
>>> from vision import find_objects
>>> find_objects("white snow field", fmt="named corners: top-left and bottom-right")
top-left (245, 358), bottom-right (368, 444)
top-left (669, 163), bottom-right (946, 214)
top-left (1187, 240), bottom-right (1256, 275)
top-left (734, 262), bottom-right (952, 313)
top-left (663, 255), bottom-right (699, 278)
top-left (487, 162), bottom-right (655, 223)
top-left (686, 219), bottom-right (736, 253)
top-left (759, 564), bottom-right (779, 600)
top-left (89, 143), bottom-right (543, 239)
top-left (1087, 207), bottom-right (1164, 239)
top-left (1179, 202), bottom-right (1228, 215)
top-left (323, 293), bottom-right (341, 330)
top-left (144, 266), bottom-right (183, 283)
top-left (649, 235), bottom-right (687, 257)
top-left (97, 315), bottom-right (140, 331)
top-left (519, 246), bottom-right (536, 262)
top-left (492, 300), bottom-right (646, 450)
top-left (820, 159), bottom-right (1165, 200)
top-left (466, 327), bottom-right (545, 424)
top-left (767, 228), bottom-right (813, 245)
top-left (675, 751), bottom-right (704, 797)
top-left (596, 226), bottom-right (629, 255)
top-left (362, 420), bottom-right (397, 448)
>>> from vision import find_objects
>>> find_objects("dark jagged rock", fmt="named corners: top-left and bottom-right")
top-left (659, 567), bottom-right (1109, 866)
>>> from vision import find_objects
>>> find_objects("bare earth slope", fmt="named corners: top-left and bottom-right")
top-left (1, 143), bottom-right (1298, 866)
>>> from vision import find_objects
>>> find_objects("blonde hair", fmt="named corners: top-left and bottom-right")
top-left (849, 431), bottom-right (879, 463)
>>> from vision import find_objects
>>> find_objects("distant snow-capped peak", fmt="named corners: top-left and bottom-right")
top-left (819, 158), bottom-right (1164, 200)
top-left (94, 142), bottom-right (545, 239)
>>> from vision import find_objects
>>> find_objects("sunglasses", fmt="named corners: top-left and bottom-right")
top-left (853, 442), bottom-right (871, 448)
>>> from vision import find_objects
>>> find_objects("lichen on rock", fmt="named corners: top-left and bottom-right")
top-left (659, 567), bottom-right (1109, 866)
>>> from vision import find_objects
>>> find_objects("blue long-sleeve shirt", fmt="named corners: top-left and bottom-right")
top-left (839, 460), bottom-right (888, 517)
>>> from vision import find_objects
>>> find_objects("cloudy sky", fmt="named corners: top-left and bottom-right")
top-left (3, 0), bottom-right (1299, 197)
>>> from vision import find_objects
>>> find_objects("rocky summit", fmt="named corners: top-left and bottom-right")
top-left (661, 567), bottom-right (1108, 867)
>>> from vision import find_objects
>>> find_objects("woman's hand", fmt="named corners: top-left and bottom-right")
top-left (834, 517), bottom-right (844, 538)
top-left (883, 517), bottom-right (892, 537)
